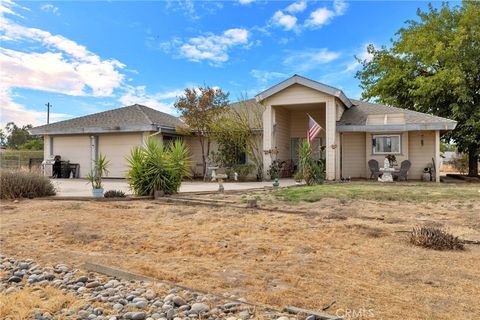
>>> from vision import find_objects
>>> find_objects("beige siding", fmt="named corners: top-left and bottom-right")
top-left (98, 133), bottom-right (143, 178)
top-left (408, 131), bottom-right (435, 180)
top-left (52, 135), bottom-right (91, 178)
top-left (365, 132), bottom-right (409, 175)
top-left (184, 136), bottom-right (219, 177)
top-left (274, 107), bottom-right (290, 161)
top-left (341, 133), bottom-right (366, 178)
top-left (264, 84), bottom-right (331, 106)
top-left (289, 108), bottom-right (325, 138)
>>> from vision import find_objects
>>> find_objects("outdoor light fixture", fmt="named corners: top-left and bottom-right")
top-left (421, 134), bottom-right (424, 146)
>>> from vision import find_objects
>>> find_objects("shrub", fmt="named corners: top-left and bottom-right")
top-left (293, 171), bottom-right (303, 182)
top-left (0, 171), bottom-right (55, 199)
top-left (127, 138), bottom-right (191, 196)
top-left (410, 226), bottom-right (464, 251)
top-left (231, 163), bottom-right (255, 181)
top-left (104, 190), bottom-right (126, 198)
top-left (298, 140), bottom-right (325, 185)
top-left (267, 160), bottom-right (281, 179)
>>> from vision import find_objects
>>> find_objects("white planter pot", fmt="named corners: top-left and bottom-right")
top-left (92, 188), bottom-right (104, 198)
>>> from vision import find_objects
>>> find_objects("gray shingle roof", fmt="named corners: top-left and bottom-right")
top-left (337, 99), bottom-right (457, 132)
top-left (30, 104), bottom-right (184, 135)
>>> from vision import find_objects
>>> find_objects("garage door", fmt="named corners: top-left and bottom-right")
top-left (98, 133), bottom-right (143, 178)
top-left (52, 135), bottom-right (91, 178)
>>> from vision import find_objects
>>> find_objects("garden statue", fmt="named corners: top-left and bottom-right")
top-left (378, 155), bottom-right (395, 182)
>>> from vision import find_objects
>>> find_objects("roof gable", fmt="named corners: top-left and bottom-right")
top-left (255, 74), bottom-right (353, 108)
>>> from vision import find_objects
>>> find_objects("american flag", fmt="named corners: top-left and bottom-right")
top-left (307, 114), bottom-right (323, 143)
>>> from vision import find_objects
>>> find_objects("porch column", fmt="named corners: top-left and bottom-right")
top-left (435, 130), bottom-right (441, 182)
top-left (335, 132), bottom-right (341, 180)
top-left (263, 104), bottom-right (274, 178)
top-left (44, 135), bottom-right (52, 159)
top-left (325, 98), bottom-right (336, 180)
top-left (90, 135), bottom-right (98, 173)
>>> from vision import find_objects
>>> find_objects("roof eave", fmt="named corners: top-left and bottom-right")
top-left (336, 121), bottom-right (457, 132)
top-left (29, 124), bottom-right (159, 136)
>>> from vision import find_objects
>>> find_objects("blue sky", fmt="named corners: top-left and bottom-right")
top-left (1, 0), bottom-right (446, 127)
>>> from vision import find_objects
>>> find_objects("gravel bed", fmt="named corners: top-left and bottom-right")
top-left (0, 256), bottom-right (305, 320)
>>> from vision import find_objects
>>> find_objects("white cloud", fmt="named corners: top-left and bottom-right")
top-left (40, 4), bottom-right (60, 16)
top-left (305, 8), bottom-right (335, 27)
top-left (238, 0), bottom-right (255, 4)
top-left (345, 43), bottom-right (374, 72)
top-left (251, 70), bottom-right (287, 85)
top-left (165, 0), bottom-right (199, 20)
top-left (0, 0), bottom-right (29, 18)
top-left (305, 0), bottom-right (348, 28)
top-left (0, 87), bottom-right (71, 126)
top-left (0, 4), bottom-right (127, 126)
top-left (271, 10), bottom-right (297, 31)
top-left (333, 0), bottom-right (348, 15)
top-left (0, 17), bottom-right (125, 97)
top-left (118, 86), bottom-right (183, 114)
top-left (283, 48), bottom-right (340, 72)
top-left (285, 1), bottom-right (307, 14)
top-left (172, 28), bottom-right (250, 65)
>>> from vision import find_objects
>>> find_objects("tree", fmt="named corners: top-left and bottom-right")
top-left (174, 86), bottom-right (229, 179)
top-left (356, 2), bottom-right (480, 176)
top-left (3, 122), bottom-right (44, 150)
top-left (226, 97), bottom-right (265, 180)
top-left (210, 97), bottom-right (265, 180)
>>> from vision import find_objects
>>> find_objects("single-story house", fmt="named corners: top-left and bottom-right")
top-left (30, 75), bottom-right (457, 181)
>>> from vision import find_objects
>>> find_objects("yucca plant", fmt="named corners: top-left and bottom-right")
top-left (298, 140), bottom-right (325, 185)
top-left (410, 226), bottom-right (464, 251)
top-left (86, 153), bottom-right (110, 189)
top-left (127, 137), bottom-right (192, 196)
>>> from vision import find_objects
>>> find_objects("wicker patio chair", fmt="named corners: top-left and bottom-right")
top-left (393, 160), bottom-right (411, 181)
top-left (368, 159), bottom-right (382, 180)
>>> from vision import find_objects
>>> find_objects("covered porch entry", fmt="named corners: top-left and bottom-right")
top-left (269, 103), bottom-right (327, 177)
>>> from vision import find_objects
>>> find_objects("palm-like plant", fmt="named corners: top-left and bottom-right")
top-left (127, 137), bottom-right (192, 196)
top-left (298, 140), bottom-right (325, 185)
top-left (86, 153), bottom-right (110, 189)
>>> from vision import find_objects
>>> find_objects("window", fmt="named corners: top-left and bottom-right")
top-left (372, 135), bottom-right (401, 154)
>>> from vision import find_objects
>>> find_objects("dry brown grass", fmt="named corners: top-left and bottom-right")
top-left (0, 287), bottom-right (85, 320)
top-left (1, 188), bottom-right (479, 319)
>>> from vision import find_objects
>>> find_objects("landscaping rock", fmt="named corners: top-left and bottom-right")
top-left (190, 303), bottom-right (209, 314)
top-left (0, 256), bottom-right (306, 320)
top-left (172, 296), bottom-right (186, 306)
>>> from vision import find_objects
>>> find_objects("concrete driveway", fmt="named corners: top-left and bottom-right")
top-left (51, 178), bottom-right (296, 197)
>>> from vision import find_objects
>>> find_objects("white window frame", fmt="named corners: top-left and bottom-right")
top-left (372, 134), bottom-right (401, 155)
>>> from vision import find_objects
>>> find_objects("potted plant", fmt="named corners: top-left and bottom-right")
top-left (423, 167), bottom-right (431, 182)
top-left (86, 154), bottom-right (110, 198)
top-left (294, 171), bottom-right (303, 186)
top-left (267, 160), bottom-right (281, 187)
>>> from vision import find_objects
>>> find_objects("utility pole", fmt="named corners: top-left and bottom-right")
top-left (46, 102), bottom-right (51, 124)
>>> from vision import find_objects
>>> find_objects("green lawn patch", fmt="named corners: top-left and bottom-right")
top-left (274, 182), bottom-right (480, 203)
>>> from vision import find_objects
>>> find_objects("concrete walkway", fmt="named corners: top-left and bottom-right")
top-left (51, 178), bottom-right (296, 197)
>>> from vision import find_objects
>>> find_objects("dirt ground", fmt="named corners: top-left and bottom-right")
top-left (1, 184), bottom-right (479, 319)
